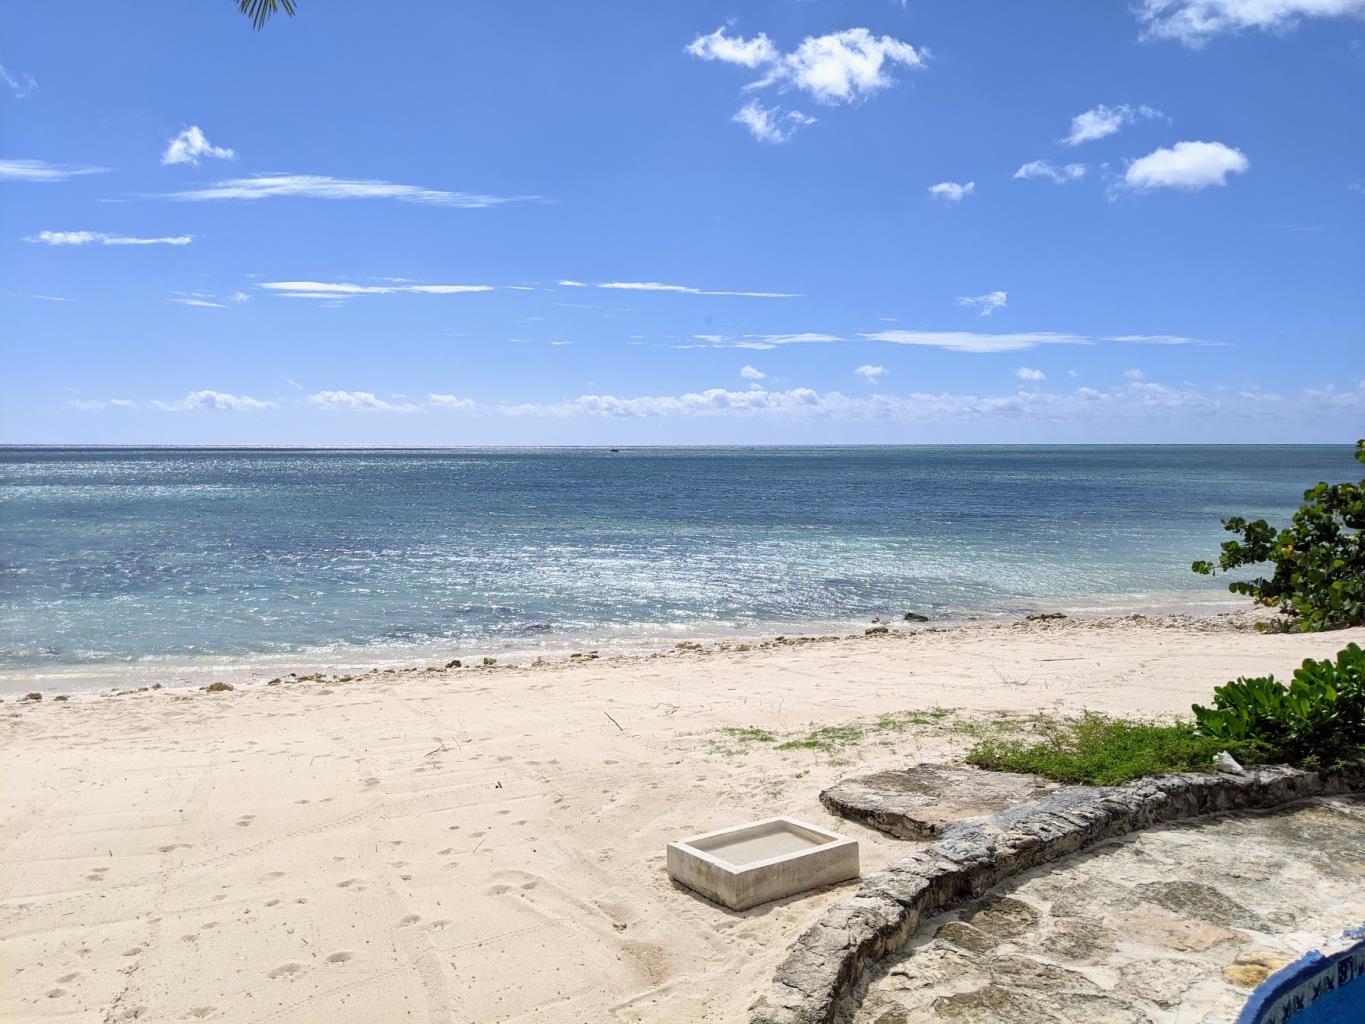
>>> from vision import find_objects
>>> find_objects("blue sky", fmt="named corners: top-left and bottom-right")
top-left (2, 0), bottom-right (1362, 444)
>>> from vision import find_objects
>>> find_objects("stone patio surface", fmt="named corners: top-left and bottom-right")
top-left (852, 796), bottom-right (1365, 1024)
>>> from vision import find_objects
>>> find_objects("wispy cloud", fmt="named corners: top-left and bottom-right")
top-left (1014, 160), bottom-right (1088, 184)
top-left (1064, 104), bottom-right (1162, 145)
top-left (428, 393), bottom-right (478, 411)
top-left (151, 390), bottom-right (277, 412)
top-left (686, 26), bottom-right (780, 67)
top-left (861, 328), bottom-right (1226, 353)
top-left (957, 290), bottom-right (1008, 317)
top-left (557, 279), bottom-right (588, 287)
top-left (732, 100), bottom-right (816, 143)
top-left (307, 390), bottom-right (422, 413)
top-left (1106, 333), bottom-right (1229, 346)
top-left (688, 26), bottom-right (924, 140)
top-left (25, 230), bottom-right (192, 246)
top-left (1135, 0), bottom-right (1365, 46)
top-left (735, 332), bottom-right (840, 350)
top-left (1121, 140), bottom-right (1249, 192)
top-left (595, 281), bottom-right (800, 298)
top-left (497, 379), bottom-right (1365, 424)
top-left (854, 364), bottom-right (886, 383)
top-left (0, 62), bottom-right (38, 98)
top-left (0, 158), bottom-right (109, 182)
top-left (163, 174), bottom-right (534, 208)
top-left (740, 364), bottom-right (766, 380)
top-left (861, 330), bottom-right (1091, 353)
top-left (169, 297), bottom-right (226, 308)
top-left (260, 280), bottom-right (494, 299)
top-left (928, 180), bottom-right (975, 202)
top-left (161, 126), bottom-right (235, 166)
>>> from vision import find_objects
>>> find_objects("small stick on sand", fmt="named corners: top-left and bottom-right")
top-left (604, 711), bottom-right (624, 731)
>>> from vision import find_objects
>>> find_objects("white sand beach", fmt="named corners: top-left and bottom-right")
top-left (2, 614), bottom-right (1361, 1024)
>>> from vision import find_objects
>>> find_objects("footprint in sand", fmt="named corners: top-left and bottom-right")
top-left (235, 815), bottom-right (255, 828)
top-left (396, 914), bottom-right (421, 927)
top-left (46, 988), bottom-right (66, 999)
top-left (121, 947), bottom-right (143, 957)
top-left (184, 1007), bottom-right (216, 1019)
top-left (56, 973), bottom-right (81, 984)
top-left (325, 951), bottom-right (354, 964)
top-left (267, 962), bottom-right (306, 980)
top-left (428, 919), bottom-right (452, 930)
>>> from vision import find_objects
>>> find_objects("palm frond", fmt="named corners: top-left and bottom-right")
top-left (238, 0), bottom-right (297, 30)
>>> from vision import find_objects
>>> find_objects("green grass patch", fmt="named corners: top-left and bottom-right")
top-left (708, 709), bottom-right (952, 758)
top-left (964, 712), bottom-right (1244, 786)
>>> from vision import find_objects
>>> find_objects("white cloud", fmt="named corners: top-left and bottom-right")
top-left (496, 379), bottom-right (1365, 424)
top-left (25, 230), bottom-right (193, 246)
top-left (557, 279), bottom-right (587, 287)
top-left (228, 291), bottom-right (250, 303)
top-left (170, 297), bottom-right (226, 308)
top-left (0, 158), bottom-right (109, 182)
top-left (307, 390), bottom-right (421, 413)
top-left (957, 290), bottom-right (1008, 317)
top-left (732, 100), bottom-right (816, 143)
top-left (686, 26), bottom-right (924, 140)
top-left (1014, 160), bottom-right (1088, 184)
top-left (740, 364), bottom-right (766, 380)
top-left (260, 280), bottom-right (493, 299)
top-left (928, 180), bottom-right (975, 202)
top-left (428, 393), bottom-right (478, 411)
top-left (1, 63), bottom-right (38, 98)
top-left (1136, 0), bottom-right (1365, 46)
top-left (686, 26), bottom-right (778, 68)
top-left (1016, 367), bottom-right (1047, 381)
top-left (161, 126), bottom-right (235, 167)
top-left (1122, 140), bottom-right (1249, 191)
top-left (1105, 333), bottom-right (1229, 346)
top-left (164, 174), bottom-right (530, 208)
top-left (861, 330), bottom-right (1091, 353)
top-left (150, 390), bottom-right (277, 412)
top-left (595, 281), bottom-right (799, 298)
top-left (734, 332), bottom-right (841, 350)
top-left (759, 28), bottom-right (925, 104)
top-left (1064, 103), bottom-right (1162, 145)
top-left (687, 26), bottom-right (924, 103)
top-left (1123, 368), bottom-right (1147, 381)
top-left (854, 364), bottom-right (886, 383)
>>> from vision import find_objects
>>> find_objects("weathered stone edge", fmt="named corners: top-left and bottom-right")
top-left (750, 763), bottom-right (1365, 1024)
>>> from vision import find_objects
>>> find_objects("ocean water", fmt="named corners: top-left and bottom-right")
top-left (0, 445), bottom-right (1355, 690)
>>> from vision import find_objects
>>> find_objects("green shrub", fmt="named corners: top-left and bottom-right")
top-left (1192, 643), bottom-right (1365, 765)
top-left (1191, 440), bottom-right (1364, 632)
top-left (964, 713), bottom-right (1238, 786)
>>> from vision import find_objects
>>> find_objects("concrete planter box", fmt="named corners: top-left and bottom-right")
top-left (667, 817), bottom-right (859, 911)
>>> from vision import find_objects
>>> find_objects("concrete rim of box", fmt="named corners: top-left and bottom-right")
top-left (666, 816), bottom-right (860, 911)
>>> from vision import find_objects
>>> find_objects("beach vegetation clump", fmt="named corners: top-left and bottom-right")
top-left (1191, 440), bottom-right (1364, 632)
top-left (964, 712), bottom-right (1233, 786)
top-left (1191, 643), bottom-right (1364, 766)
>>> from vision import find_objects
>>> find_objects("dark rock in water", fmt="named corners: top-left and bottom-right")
top-left (22, 692), bottom-right (42, 701)
top-left (54, 695), bottom-right (70, 702)
top-left (205, 681), bottom-right (234, 693)
top-left (445, 659), bottom-right (462, 669)
top-left (903, 612), bottom-right (930, 622)
top-left (866, 625), bottom-right (890, 635)
top-left (1027, 612), bottom-right (1068, 621)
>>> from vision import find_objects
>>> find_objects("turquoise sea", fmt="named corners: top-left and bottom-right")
top-left (0, 445), bottom-right (1355, 691)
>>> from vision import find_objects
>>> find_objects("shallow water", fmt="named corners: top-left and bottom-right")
top-left (0, 445), bottom-right (1353, 689)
